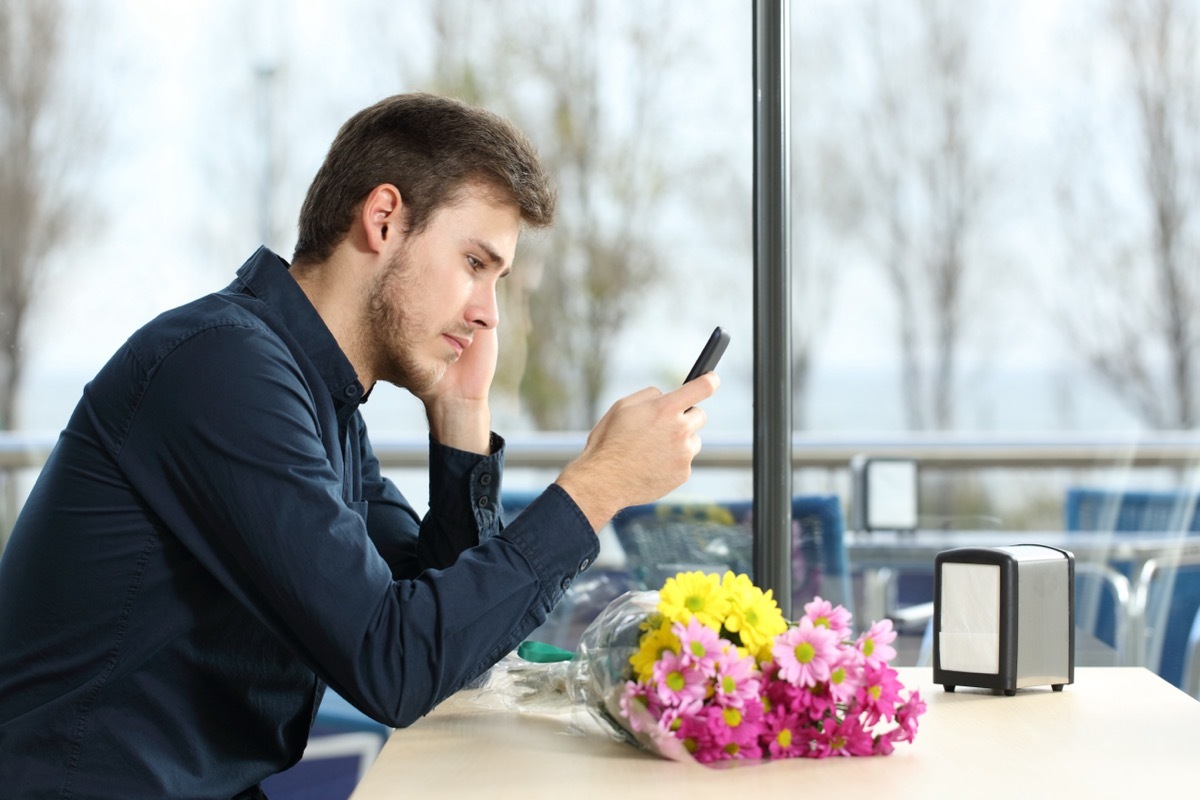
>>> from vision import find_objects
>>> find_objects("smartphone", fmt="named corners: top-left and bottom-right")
top-left (684, 326), bottom-right (730, 384)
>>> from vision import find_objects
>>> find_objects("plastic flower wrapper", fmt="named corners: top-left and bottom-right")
top-left (562, 571), bottom-right (925, 766)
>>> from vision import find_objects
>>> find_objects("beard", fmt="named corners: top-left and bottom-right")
top-left (363, 248), bottom-right (448, 394)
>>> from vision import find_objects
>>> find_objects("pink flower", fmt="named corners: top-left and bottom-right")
top-left (857, 663), bottom-right (903, 725)
top-left (762, 709), bottom-right (808, 758)
top-left (651, 649), bottom-right (707, 709)
top-left (893, 690), bottom-right (927, 743)
top-left (698, 700), bottom-right (766, 763)
top-left (761, 661), bottom-right (818, 718)
top-left (674, 618), bottom-right (723, 676)
top-left (619, 681), bottom-right (659, 734)
top-left (803, 597), bottom-right (853, 639)
top-left (771, 617), bottom-right (839, 688)
top-left (712, 646), bottom-right (761, 709)
top-left (856, 618), bottom-right (898, 667)
top-left (818, 714), bottom-right (875, 757)
top-left (824, 650), bottom-right (863, 707)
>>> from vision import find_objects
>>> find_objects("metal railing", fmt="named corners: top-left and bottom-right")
top-left (5, 429), bottom-right (1198, 533)
top-left (4, 429), bottom-right (1199, 472)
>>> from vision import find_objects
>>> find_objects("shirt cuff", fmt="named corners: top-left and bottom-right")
top-left (427, 434), bottom-right (506, 538)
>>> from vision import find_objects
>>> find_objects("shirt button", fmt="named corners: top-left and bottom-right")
top-left (578, 557), bottom-right (591, 572)
top-left (560, 577), bottom-right (572, 592)
top-left (479, 473), bottom-right (493, 486)
top-left (477, 496), bottom-right (490, 508)
top-left (344, 385), bottom-right (359, 398)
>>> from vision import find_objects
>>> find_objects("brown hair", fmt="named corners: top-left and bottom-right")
top-left (292, 93), bottom-right (556, 265)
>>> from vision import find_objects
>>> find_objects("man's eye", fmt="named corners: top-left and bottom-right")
top-left (467, 255), bottom-right (484, 271)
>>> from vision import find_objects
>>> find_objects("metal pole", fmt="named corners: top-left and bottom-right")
top-left (752, 0), bottom-right (793, 618)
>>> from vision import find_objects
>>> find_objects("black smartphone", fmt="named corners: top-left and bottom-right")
top-left (684, 326), bottom-right (730, 384)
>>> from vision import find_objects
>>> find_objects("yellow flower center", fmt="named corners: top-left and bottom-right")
top-left (777, 728), bottom-right (793, 748)
top-left (723, 707), bottom-right (743, 727)
top-left (795, 641), bottom-right (815, 664)
top-left (863, 638), bottom-right (875, 658)
top-left (667, 671), bottom-right (685, 692)
top-left (831, 666), bottom-right (846, 685)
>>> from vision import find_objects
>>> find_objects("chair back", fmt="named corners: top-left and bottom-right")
top-left (610, 495), bottom-right (851, 615)
top-left (1065, 486), bottom-right (1200, 688)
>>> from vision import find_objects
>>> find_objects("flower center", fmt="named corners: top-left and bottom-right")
top-left (777, 728), bottom-right (793, 748)
top-left (831, 666), bottom-right (846, 685)
top-left (721, 675), bottom-right (736, 694)
top-left (863, 638), bottom-right (875, 658)
top-left (685, 595), bottom-right (705, 612)
top-left (795, 641), bottom-right (815, 664)
top-left (723, 707), bottom-right (743, 727)
top-left (690, 640), bottom-right (706, 658)
top-left (667, 671), bottom-right (686, 692)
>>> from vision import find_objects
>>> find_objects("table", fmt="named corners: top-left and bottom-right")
top-left (349, 667), bottom-right (1200, 799)
top-left (846, 530), bottom-right (1200, 666)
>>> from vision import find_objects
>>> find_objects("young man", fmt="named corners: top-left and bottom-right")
top-left (0, 93), bottom-right (718, 798)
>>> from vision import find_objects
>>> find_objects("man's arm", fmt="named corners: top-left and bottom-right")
top-left (121, 326), bottom-right (597, 727)
top-left (556, 374), bottom-right (719, 531)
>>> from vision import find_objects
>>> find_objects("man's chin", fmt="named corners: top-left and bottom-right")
top-left (392, 363), bottom-right (447, 395)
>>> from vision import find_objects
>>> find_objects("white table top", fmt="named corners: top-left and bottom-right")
top-left (349, 667), bottom-right (1200, 799)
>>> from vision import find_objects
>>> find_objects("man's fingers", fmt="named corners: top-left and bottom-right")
top-left (682, 404), bottom-right (708, 432)
top-left (667, 372), bottom-right (720, 411)
top-left (616, 386), bottom-right (665, 408)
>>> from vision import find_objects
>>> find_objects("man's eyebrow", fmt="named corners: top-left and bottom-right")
top-left (470, 237), bottom-right (512, 278)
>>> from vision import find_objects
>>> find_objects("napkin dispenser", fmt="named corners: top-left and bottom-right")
top-left (933, 544), bottom-right (1074, 695)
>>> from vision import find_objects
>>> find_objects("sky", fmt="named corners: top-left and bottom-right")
top-left (15, 0), bottom-right (1168, 443)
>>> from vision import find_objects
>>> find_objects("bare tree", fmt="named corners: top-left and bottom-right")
top-left (851, 0), bottom-right (998, 430)
top-left (0, 0), bottom-right (101, 430)
top-left (1057, 0), bottom-right (1200, 429)
top-left (789, 19), bottom-right (863, 430)
top-left (400, 0), bottom-right (706, 430)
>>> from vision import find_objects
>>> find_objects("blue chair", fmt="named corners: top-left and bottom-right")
top-left (1065, 487), bottom-right (1200, 689)
top-left (609, 495), bottom-right (852, 615)
top-left (1185, 606), bottom-right (1200, 699)
top-left (260, 690), bottom-right (390, 800)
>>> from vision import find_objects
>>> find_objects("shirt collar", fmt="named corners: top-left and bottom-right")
top-left (229, 246), bottom-right (368, 409)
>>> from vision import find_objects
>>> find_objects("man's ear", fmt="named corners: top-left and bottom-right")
top-left (360, 184), bottom-right (404, 254)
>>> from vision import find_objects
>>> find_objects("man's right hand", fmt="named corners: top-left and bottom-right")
top-left (554, 372), bottom-right (719, 531)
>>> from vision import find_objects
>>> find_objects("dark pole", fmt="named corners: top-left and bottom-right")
top-left (752, 0), bottom-right (793, 618)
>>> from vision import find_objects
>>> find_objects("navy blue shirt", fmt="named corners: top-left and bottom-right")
top-left (0, 248), bottom-right (599, 799)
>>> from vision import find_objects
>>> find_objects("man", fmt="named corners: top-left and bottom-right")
top-left (0, 93), bottom-right (718, 798)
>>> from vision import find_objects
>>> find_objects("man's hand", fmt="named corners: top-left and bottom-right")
top-left (555, 373), bottom-right (720, 531)
top-left (419, 328), bottom-right (498, 455)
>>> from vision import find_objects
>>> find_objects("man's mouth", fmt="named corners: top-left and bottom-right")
top-left (443, 334), bottom-right (469, 357)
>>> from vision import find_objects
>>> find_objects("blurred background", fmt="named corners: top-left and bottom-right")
top-left (2, 0), bottom-right (1198, 540)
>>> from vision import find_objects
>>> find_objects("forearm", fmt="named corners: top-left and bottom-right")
top-left (425, 397), bottom-right (492, 455)
top-left (555, 461), bottom-right (625, 532)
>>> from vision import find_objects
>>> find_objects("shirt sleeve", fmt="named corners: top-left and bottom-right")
top-left (118, 324), bottom-right (599, 727)
top-left (355, 421), bottom-right (506, 576)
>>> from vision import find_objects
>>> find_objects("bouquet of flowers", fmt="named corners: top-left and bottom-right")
top-left (566, 570), bottom-right (925, 765)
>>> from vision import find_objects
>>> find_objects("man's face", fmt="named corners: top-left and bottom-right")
top-left (363, 187), bottom-right (521, 393)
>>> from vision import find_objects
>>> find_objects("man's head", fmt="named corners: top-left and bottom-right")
top-left (292, 93), bottom-right (556, 266)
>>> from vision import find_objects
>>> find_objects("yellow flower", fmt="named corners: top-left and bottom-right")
top-left (657, 571), bottom-right (730, 630)
top-left (720, 571), bottom-right (788, 661)
top-left (629, 619), bottom-right (680, 682)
